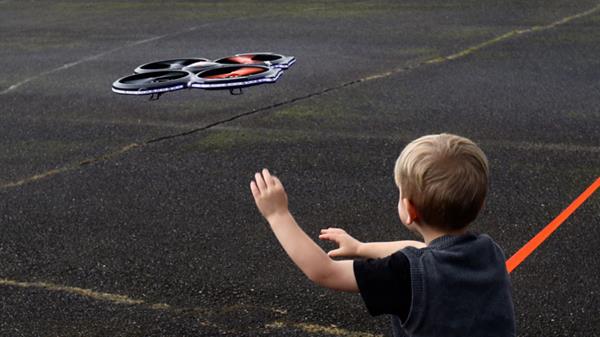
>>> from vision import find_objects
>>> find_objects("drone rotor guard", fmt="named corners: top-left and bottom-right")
top-left (111, 70), bottom-right (191, 98)
top-left (189, 64), bottom-right (284, 92)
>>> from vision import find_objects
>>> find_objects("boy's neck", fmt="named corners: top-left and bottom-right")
top-left (417, 223), bottom-right (468, 245)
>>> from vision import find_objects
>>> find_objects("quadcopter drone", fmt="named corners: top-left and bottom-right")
top-left (112, 52), bottom-right (295, 100)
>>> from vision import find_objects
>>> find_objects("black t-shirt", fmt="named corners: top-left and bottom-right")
top-left (353, 251), bottom-right (412, 322)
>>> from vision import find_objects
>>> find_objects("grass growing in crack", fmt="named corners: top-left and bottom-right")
top-left (179, 128), bottom-right (312, 153)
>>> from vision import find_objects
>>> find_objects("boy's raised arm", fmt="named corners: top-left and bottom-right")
top-left (250, 169), bottom-right (359, 293)
top-left (319, 228), bottom-right (426, 259)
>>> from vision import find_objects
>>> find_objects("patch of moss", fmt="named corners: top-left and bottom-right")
top-left (3, 139), bottom-right (96, 161)
top-left (180, 128), bottom-right (311, 153)
top-left (268, 103), bottom-right (360, 123)
top-left (564, 110), bottom-right (600, 120)
top-left (392, 47), bottom-right (439, 57)
top-left (435, 26), bottom-right (503, 40)
top-left (1, 35), bottom-right (81, 52)
top-left (581, 12), bottom-right (600, 23)
top-left (54, 1), bottom-right (221, 12)
top-left (549, 29), bottom-right (600, 45)
top-left (51, 1), bottom-right (469, 20)
top-left (52, 1), bottom-right (252, 20)
top-left (272, 105), bottom-right (326, 120)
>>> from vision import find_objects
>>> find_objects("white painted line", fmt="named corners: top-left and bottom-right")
top-left (0, 24), bottom-right (205, 95)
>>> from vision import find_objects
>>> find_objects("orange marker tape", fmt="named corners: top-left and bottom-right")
top-left (506, 177), bottom-right (600, 273)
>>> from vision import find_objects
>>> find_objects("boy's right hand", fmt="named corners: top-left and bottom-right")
top-left (319, 228), bottom-right (362, 258)
top-left (250, 169), bottom-right (289, 223)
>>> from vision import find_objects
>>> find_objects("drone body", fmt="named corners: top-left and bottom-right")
top-left (112, 53), bottom-right (295, 100)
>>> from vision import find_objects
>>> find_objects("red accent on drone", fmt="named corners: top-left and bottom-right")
top-left (506, 177), bottom-right (600, 273)
top-left (225, 56), bottom-right (256, 64)
top-left (203, 67), bottom-right (265, 79)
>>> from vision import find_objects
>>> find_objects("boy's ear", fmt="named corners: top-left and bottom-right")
top-left (402, 198), bottom-right (420, 224)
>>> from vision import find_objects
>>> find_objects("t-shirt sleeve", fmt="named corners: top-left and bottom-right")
top-left (353, 250), bottom-right (411, 322)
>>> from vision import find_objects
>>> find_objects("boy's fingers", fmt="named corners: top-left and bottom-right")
top-left (323, 227), bottom-right (346, 234)
top-left (318, 233), bottom-right (332, 240)
top-left (250, 181), bottom-right (260, 198)
top-left (262, 168), bottom-right (274, 185)
top-left (319, 233), bottom-right (341, 244)
top-left (327, 249), bottom-right (343, 258)
top-left (255, 172), bottom-right (267, 191)
top-left (272, 176), bottom-right (283, 187)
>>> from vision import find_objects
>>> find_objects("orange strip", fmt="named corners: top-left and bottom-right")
top-left (203, 67), bottom-right (264, 79)
top-left (506, 177), bottom-right (600, 273)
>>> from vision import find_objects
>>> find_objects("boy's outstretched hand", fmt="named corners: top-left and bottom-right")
top-left (250, 168), bottom-right (289, 221)
top-left (250, 169), bottom-right (359, 292)
top-left (319, 228), bottom-right (363, 258)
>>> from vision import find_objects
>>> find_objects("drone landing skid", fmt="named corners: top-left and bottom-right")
top-left (147, 88), bottom-right (243, 100)
top-left (144, 88), bottom-right (243, 101)
top-left (229, 88), bottom-right (243, 95)
top-left (149, 92), bottom-right (163, 101)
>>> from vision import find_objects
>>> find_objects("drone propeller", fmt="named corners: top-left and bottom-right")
top-left (134, 58), bottom-right (210, 73)
top-left (121, 72), bottom-right (189, 85)
top-left (182, 61), bottom-right (221, 72)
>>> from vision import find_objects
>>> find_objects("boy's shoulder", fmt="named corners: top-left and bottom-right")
top-left (401, 232), bottom-right (507, 269)
top-left (410, 232), bottom-right (499, 250)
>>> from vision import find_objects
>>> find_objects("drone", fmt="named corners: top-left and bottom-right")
top-left (112, 52), bottom-right (295, 100)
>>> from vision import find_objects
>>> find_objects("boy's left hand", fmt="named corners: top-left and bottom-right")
top-left (319, 228), bottom-right (362, 257)
top-left (250, 168), bottom-right (289, 221)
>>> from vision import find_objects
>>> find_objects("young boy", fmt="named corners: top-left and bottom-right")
top-left (250, 133), bottom-right (516, 337)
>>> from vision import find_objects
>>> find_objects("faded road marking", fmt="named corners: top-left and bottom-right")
top-left (427, 3), bottom-right (600, 64)
top-left (1, 35), bottom-right (167, 95)
top-left (1, 277), bottom-right (377, 336)
top-left (0, 23), bottom-right (209, 95)
top-left (1, 143), bottom-right (140, 189)
top-left (364, 3), bottom-right (600, 80)
top-left (0, 278), bottom-right (169, 309)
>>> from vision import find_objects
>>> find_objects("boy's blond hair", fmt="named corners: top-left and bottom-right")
top-left (394, 133), bottom-right (489, 230)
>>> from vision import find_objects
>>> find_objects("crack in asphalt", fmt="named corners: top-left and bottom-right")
top-left (2, 3), bottom-right (600, 190)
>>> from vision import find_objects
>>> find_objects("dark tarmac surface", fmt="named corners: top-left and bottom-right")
top-left (1, 1), bottom-right (599, 336)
